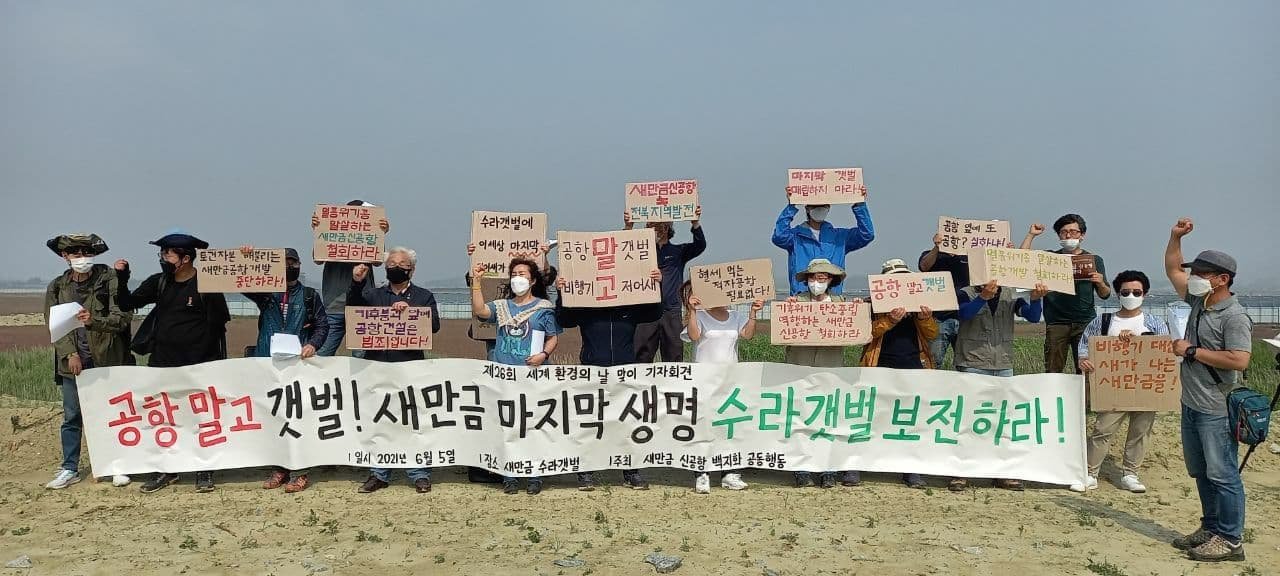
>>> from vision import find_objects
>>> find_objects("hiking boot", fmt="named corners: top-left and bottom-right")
top-left (358, 476), bottom-right (389, 494)
top-left (1118, 474), bottom-right (1147, 493)
top-left (794, 472), bottom-right (815, 488)
top-left (527, 480), bottom-right (543, 496)
top-left (140, 473), bottom-right (179, 494)
top-left (503, 479), bottom-right (520, 495)
top-left (1069, 475), bottom-right (1098, 493)
top-left (577, 472), bottom-right (597, 491)
top-left (413, 478), bottom-right (432, 493)
top-left (721, 473), bottom-right (748, 491)
top-left (840, 471), bottom-right (862, 487)
top-left (467, 467), bottom-right (505, 484)
top-left (694, 473), bottom-right (711, 494)
top-left (284, 475), bottom-right (310, 494)
top-left (819, 473), bottom-right (837, 489)
top-left (195, 472), bottom-right (215, 493)
top-left (1172, 527), bottom-right (1213, 550)
top-left (1187, 534), bottom-right (1245, 562)
top-left (263, 469), bottom-right (288, 489)
top-left (622, 472), bottom-right (650, 490)
top-left (45, 469), bottom-right (80, 490)
top-left (903, 473), bottom-right (926, 489)
top-left (111, 475), bottom-right (131, 487)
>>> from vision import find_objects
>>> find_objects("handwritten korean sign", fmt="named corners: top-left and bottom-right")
top-left (313, 204), bottom-right (386, 263)
top-left (937, 217), bottom-right (1011, 256)
top-left (1088, 336), bottom-right (1180, 412)
top-left (625, 179), bottom-right (699, 222)
top-left (1071, 254), bottom-right (1096, 280)
top-left (770, 300), bottom-right (872, 346)
top-left (557, 229), bottom-right (660, 307)
top-left (967, 247), bottom-right (1076, 295)
top-left (470, 211), bottom-right (547, 277)
top-left (689, 259), bottom-right (774, 309)
top-left (345, 306), bottom-right (433, 351)
top-left (868, 272), bottom-right (959, 313)
top-left (469, 276), bottom-right (509, 341)
top-left (195, 249), bottom-right (285, 293)
top-left (785, 168), bottom-right (866, 205)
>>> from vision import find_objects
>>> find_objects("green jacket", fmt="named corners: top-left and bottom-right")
top-left (44, 264), bottom-right (133, 377)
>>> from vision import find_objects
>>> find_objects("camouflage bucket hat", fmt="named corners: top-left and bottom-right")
top-left (46, 233), bottom-right (108, 257)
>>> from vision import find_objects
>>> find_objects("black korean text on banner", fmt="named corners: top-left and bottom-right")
top-left (556, 229), bottom-right (660, 307)
top-left (470, 211), bottom-right (547, 277)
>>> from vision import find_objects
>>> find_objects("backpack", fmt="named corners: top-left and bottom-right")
top-left (1227, 387), bottom-right (1273, 446)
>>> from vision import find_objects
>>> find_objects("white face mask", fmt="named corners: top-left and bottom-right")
top-left (69, 257), bottom-right (95, 273)
top-left (1187, 275), bottom-right (1213, 297)
top-left (1059, 238), bottom-right (1080, 251)
top-left (807, 280), bottom-right (828, 296)
top-left (509, 276), bottom-right (531, 296)
top-left (1118, 294), bottom-right (1144, 310)
top-left (807, 207), bottom-right (830, 223)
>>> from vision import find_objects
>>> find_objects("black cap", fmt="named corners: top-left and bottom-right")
top-left (284, 248), bottom-right (300, 262)
top-left (150, 229), bottom-right (209, 250)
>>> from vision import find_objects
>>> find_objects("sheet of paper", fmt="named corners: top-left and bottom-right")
top-left (49, 302), bottom-right (84, 343)
top-left (1264, 338), bottom-right (1280, 351)
top-left (270, 333), bottom-right (302, 358)
top-left (530, 330), bottom-right (546, 356)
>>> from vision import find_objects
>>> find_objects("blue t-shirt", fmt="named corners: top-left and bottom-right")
top-left (485, 298), bottom-right (562, 366)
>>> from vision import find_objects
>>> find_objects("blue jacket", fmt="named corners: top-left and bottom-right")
top-left (771, 203), bottom-right (875, 295)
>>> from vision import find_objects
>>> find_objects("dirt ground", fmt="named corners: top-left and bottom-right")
top-left (0, 397), bottom-right (1277, 576)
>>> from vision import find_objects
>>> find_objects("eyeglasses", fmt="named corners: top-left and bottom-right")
top-left (1119, 289), bottom-right (1144, 297)
top-left (1058, 229), bottom-right (1083, 239)
top-left (65, 249), bottom-right (92, 256)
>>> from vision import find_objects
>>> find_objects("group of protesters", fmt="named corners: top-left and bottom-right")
top-left (43, 193), bottom-right (1254, 562)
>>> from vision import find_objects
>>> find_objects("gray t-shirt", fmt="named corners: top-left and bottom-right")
top-left (1180, 293), bottom-right (1253, 416)
top-left (321, 262), bottom-right (357, 314)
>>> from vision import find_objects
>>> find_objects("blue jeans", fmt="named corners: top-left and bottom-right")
top-left (929, 318), bottom-right (960, 369)
top-left (958, 366), bottom-right (1014, 378)
top-left (57, 375), bottom-right (82, 472)
top-left (371, 468), bottom-right (431, 483)
top-left (1181, 405), bottom-right (1245, 542)
top-left (317, 313), bottom-right (346, 357)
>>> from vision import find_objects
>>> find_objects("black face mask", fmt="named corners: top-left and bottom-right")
top-left (386, 266), bottom-right (411, 284)
top-left (160, 260), bottom-right (178, 275)
top-left (286, 267), bottom-right (301, 282)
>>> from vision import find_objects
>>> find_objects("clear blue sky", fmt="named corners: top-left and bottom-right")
top-left (3, 1), bottom-right (1277, 290)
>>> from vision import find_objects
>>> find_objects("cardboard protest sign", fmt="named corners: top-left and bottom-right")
top-left (470, 211), bottom-right (547, 277)
top-left (1071, 254), bottom-right (1097, 280)
top-left (689, 259), bottom-right (774, 309)
top-left (469, 276), bottom-right (509, 341)
top-left (785, 168), bottom-right (866, 205)
top-left (868, 272), bottom-right (959, 313)
top-left (770, 300), bottom-right (872, 346)
top-left (937, 217), bottom-right (1011, 256)
top-left (1088, 336), bottom-right (1181, 412)
top-left (313, 204), bottom-right (386, 263)
top-left (345, 306), bottom-right (433, 350)
top-left (967, 247), bottom-right (1076, 294)
top-left (195, 249), bottom-right (286, 293)
top-left (556, 229), bottom-right (660, 307)
top-left (625, 180), bottom-right (699, 222)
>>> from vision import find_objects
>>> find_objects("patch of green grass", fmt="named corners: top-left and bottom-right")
top-left (1085, 558), bottom-right (1126, 576)
top-left (0, 348), bottom-right (60, 402)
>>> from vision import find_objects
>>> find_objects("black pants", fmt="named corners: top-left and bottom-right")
top-left (634, 308), bottom-right (684, 363)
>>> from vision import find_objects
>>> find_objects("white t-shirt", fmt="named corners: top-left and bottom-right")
top-left (1107, 313), bottom-right (1147, 336)
top-left (681, 309), bottom-right (749, 364)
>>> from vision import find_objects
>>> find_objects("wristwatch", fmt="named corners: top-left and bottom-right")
top-left (1184, 346), bottom-right (1198, 360)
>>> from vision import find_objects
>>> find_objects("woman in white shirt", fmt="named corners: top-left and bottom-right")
top-left (680, 281), bottom-right (764, 493)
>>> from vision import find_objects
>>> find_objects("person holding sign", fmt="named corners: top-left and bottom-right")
top-left (772, 200), bottom-right (875, 296)
top-left (43, 233), bottom-right (134, 490)
top-left (471, 257), bottom-right (561, 495)
top-left (920, 233), bottom-right (975, 369)
top-left (1164, 218), bottom-right (1252, 562)
top-left (1023, 215), bottom-right (1111, 375)
top-left (680, 281), bottom-right (761, 493)
top-left (239, 246), bottom-right (329, 493)
top-left (116, 229), bottom-right (231, 494)
top-left (311, 200), bottom-right (390, 357)
top-left (1072, 270), bottom-right (1169, 494)
top-left (624, 208), bottom-right (706, 363)
top-left (950, 279), bottom-right (1047, 492)
top-left (348, 246), bottom-right (442, 494)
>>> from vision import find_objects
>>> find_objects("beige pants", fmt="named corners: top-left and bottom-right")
top-left (783, 346), bottom-right (845, 368)
top-left (1086, 411), bottom-right (1157, 477)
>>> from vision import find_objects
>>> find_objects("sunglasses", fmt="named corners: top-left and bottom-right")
top-left (1119, 289), bottom-right (1144, 297)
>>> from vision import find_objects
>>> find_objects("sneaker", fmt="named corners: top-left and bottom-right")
top-left (622, 472), bottom-right (650, 491)
top-left (414, 478), bottom-right (432, 493)
top-left (263, 469), bottom-right (288, 489)
top-left (140, 473), bottom-right (179, 494)
top-left (1118, 474), bottom-right (1147, 494)
top-left (111, 475), bottom-right (131, 487)
top-left (527, 480), bottom-right (543, 496)
top-left (1172, 527), bottom-right (1213, 550)
top-left (840, 471), bottom-right (862, 487)
top-left (1069, 475), bottom-right (1099, 493)
top-left (577, 472), bottom-right (597, 492)
top-left (721, 473), bottom-right (748, 491)
top-left (903, 473), bottom-right (926, 489)
top-left (45, 469), bottom-right (80, 490)
top-left (1187, 534), bottom-right (1245, 562)
top-left (358, 476), bottom-right (389, 494)
top-left (283, 475), bottom-right (310, 494)
top-left (195, 472), bottom-right (215, 493)
top-left (794, 472), bottom-right (815, 488)
top-left (503, 479), bottom-right (520, 495)
top-left (694, 473), bottom-right (711, 494)
top-left (819, 473), bottom-right (837, 489)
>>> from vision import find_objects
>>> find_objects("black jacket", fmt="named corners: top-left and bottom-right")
top-left (556, 295), bottom-right (663, 367)
top-left (347, 278), bottom-right (441, 362)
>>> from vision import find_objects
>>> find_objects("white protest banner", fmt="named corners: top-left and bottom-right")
top-left (78, 357), bottom-right (1086, 486)
top-left (313, 204), bottom-right (386, 263)
top-left (1087, 336), bottom-right (1181, 412)
top-left (937, 217), bottom-right (1011, 256)
top-left (785, 168), bottom-right (866, 205)
top-left (470, 211), bottom-right (547, 277)
top-left (625, 180), bottom-right (699, 222)
top-left (557, 229), bottom-right (660, 307)
top-left (867, 272), bottom-right (959, 313)
top-left (689, 258), bottom-right (774, 309)
top-left (195, 248), bottom-right (286, 293)
top-left (345, 306), bottom-right (433, 350)
top-left (967, 247), bottom-right (1076, 295)
top-left (770, 300), bottom-right (872, 346)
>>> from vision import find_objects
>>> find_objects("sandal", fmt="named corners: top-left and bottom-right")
top-left (948, 478), bottom-right (968, 492)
